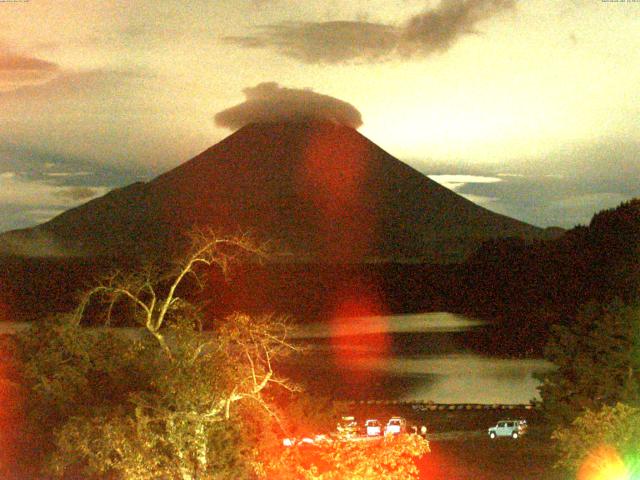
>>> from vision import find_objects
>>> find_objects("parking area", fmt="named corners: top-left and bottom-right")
top-left (281, 403), bottom-right (563, 479)
top-left (334, 402), bottom-right (542, 434)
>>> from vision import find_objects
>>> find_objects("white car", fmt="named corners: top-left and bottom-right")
top-left (488, 419), bottom-right (526, 439)
top-left (364, 419), bottom-right (382, 436)
top-left (385, 417), bottom-right (407, 435)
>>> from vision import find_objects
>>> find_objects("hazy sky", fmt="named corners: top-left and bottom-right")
top-left (1, 0), bottom-right (639, 232)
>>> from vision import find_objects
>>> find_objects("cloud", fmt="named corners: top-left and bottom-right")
top-left (225, 21), bottom-right (399, 64)
top-left (553, 192), bottom-right (630, 210)
top-left (52, 186), bottom-right (100, 201)
top-left (0, 174), bottom-right (108, 234)
top-left (224, 0), bottom-right (515, 64)
top-left (44, 171), bottom-right (92, 178)
top-left (26, 208), bottom-right (68, 224)
top-left (0, 53), bottom-right (58, 72)
top-left (0, 146), bottom-right (148, 232)
top-left (214, 82), bottom-right (363, 130)
top-left (399, 0), bottom-right (515, 57)
top-left (0, 68), bottom-right (210, 169)
top-left (0, 145), bottom-right (148, 188)
top-left (0, 69), bottom-right (141, 105)
top-left (417, 139), bottom-right (640, 228)
top-left (427, 174), bottom-right (502, 217)
top-left (0, 173), bottom-right (105, 208)
top-left (427, 174), bottom-right (502, 191)
top-left (0, 49), bottom-right (60, 91)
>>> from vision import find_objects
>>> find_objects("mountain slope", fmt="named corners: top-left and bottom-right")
top-left (0, 121), bottom-right (545, 262)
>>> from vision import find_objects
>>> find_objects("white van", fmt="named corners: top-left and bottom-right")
top-left (384, 416), bottom-right (407, 435)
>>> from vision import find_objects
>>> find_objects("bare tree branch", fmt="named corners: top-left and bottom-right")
top-left (49, 228), bottom-right (300, 478)
top-left (73, 230), bottom-right (269, 357)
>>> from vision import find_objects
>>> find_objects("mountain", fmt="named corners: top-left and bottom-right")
top-left (0, 121), bottom-right (548, 263)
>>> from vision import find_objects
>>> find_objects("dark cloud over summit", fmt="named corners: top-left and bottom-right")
top-left (224, 0), bottom-right (516, 64)
top-left (214, 82), bottom-right (363, 130)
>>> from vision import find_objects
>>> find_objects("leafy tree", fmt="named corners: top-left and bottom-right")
top-left (267, 434), bottom-right (429, 480)
top-left (537, 299), bottom-right (640, 426)
top-left (458, 199), bottom-right (640, 357)
top-left (17, 228), bottom-right (431, 478)
top-left (552, 402), bottom-right (640, 478)
top-left (17, 230), bottom-right (299, 479)
top-left (275, 391), bottom-right (342, 440)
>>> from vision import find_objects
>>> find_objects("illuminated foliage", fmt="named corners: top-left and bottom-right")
top-left (17, 231), bottom-right (299, 480)
top-left (538, 299), bottom-right (640, 426)
top-left (276, 391), bottom-right (343, 440)
top-left (552, 403), bottom-right (640, 478)
top-left (267, 434), bottom-right (429, 480)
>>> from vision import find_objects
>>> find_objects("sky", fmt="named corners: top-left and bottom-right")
top-left (1, 0), bottom-right (639, 232)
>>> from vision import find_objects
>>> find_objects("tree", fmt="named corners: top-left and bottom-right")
top-left (273, 391), bottom-right (342, 440)
top-left (266, 434), bottom-right (429, 480)
top-left (537, 299), bottom-right (640, 426)
top-left (18, 229), bottom-right (299, 479)
top-left (552, 403), bottom-right (640, 478)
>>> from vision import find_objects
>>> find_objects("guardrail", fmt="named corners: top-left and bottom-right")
top-left (338, 400), bottom-right (540, 410)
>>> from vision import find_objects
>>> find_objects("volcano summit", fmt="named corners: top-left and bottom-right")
top-left (0, 121), bottom-right (546, 262)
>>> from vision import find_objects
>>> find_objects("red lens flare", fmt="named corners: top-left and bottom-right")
top-left (578, 444), bottom-right (631, 480)
top-left (0, 339), bottom-right (23, 477)
top-left (328, 283), bottom-right (390, 392)
top-left (298, 123), bottom-right (377, 261)
top-left (0, 292), bottom-right (26, 477)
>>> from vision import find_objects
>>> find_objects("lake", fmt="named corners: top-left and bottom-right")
top-left (287, 312), bottom-right (555, 404)
top-left (0, 313), bottom-right (555, 404)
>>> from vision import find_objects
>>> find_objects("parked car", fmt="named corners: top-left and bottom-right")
top-left (488, 419), bottom-right (526, 439)
top-left (385, 416), bottom-right (407, 435)
top-left (364, 419), bottom-right (382, 436)
top-left (337, 416), bottom-right (358, 439)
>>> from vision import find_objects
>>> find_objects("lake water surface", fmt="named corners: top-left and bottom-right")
top-left (290, 312), bottom-right (554, 404)
top-left (1, 313), bottom-right (554, 404)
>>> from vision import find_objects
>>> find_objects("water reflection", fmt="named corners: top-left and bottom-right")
top-left (289, 312), bottom-right (554, 404)
top-left (349, 354), bottom-right (554, 404)
top-left (3, 314), bottom-right (555, 404)
top-left (292, 312), bottom-right (485, 338)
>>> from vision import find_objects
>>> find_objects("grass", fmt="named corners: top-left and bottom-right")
top-left (418, 430), bottom-right (567, 480)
